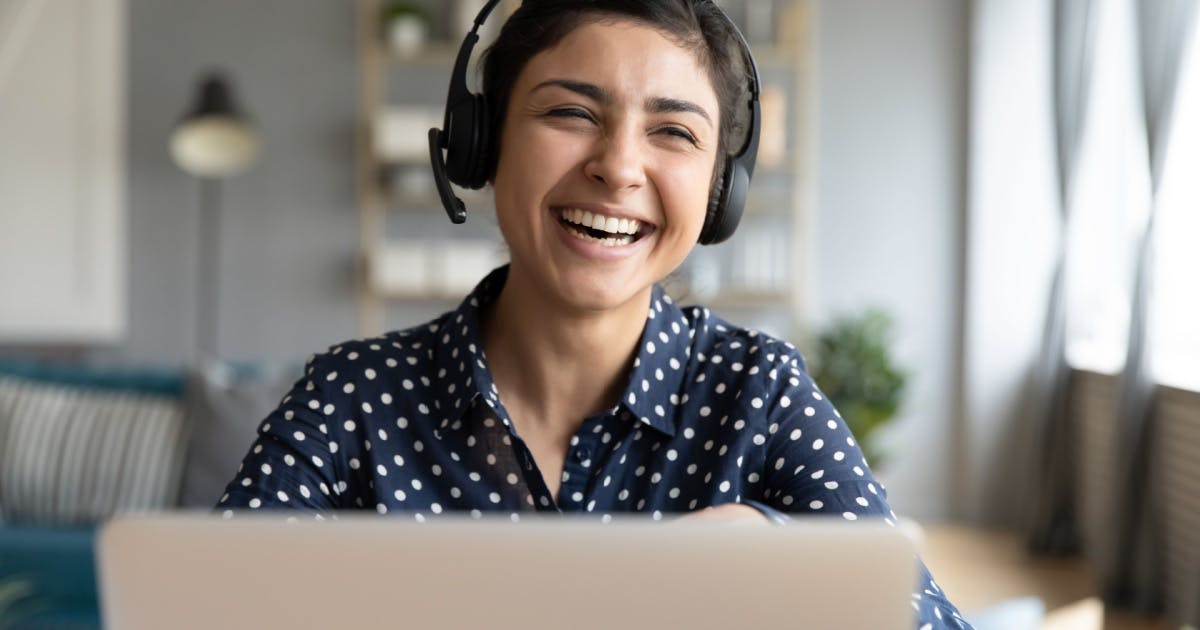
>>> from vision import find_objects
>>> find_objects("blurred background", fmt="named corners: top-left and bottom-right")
top-left (1, 0), bottom-right (1197, 628)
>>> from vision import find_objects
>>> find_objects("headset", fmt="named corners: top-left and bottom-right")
top-left (428, 0), bottom-right (760, 245)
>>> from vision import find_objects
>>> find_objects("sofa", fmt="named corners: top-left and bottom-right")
top-left (0, 359), bottom-right (296, 629)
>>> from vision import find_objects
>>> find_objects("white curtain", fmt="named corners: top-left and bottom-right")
top-left (962, 0), bottom-right (1068, 528)
top-left (1104, 0), bottom-right (1199, 611)
top-left (1024, 0), bottom-right (1099, 555)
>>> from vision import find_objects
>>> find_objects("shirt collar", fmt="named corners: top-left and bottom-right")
top-left (430, 266), bottom-right (507, 433)
top-left (430, 266), bottom-right (688, 439)
top-left (615, 285), bottom-right (689, 438)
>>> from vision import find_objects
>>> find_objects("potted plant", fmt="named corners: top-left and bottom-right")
top-left (810, 308), bottom-right (908, 469)
top-left (381, 1), bottom-right (432, 58)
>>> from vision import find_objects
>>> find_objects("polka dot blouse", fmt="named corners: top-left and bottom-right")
top-left (218, 265), bottom-right (971, 629)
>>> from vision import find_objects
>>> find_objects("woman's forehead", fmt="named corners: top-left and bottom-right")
top-left (516, 19), bottom-right (719, 109)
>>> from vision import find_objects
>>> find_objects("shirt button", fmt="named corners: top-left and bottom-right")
top-left (575, 447), bottom-right (591, 462)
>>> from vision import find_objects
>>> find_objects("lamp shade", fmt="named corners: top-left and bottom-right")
top-left (169, 73), bottom-right (260, 178)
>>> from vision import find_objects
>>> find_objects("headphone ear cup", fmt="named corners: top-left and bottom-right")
top-left (465, 94), bottom-right (490, 189)
top-left (700, 159), bottom-right (748, 245)
top-left (700, 162), bottom-right (728, 245)
top-left (444, 98), bottom-right (475, 186)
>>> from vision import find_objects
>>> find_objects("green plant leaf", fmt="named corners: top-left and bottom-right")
top-left (810, 308), bottom-right (909, 470)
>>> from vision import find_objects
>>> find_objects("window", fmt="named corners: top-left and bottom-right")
top-left (1150, 29), bottom-right (1200, 391)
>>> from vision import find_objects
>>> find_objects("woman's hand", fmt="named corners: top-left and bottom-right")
top-left (674, 503), bottom-right (771, 525)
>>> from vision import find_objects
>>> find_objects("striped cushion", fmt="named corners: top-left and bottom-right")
top-left (0, 375), bottom-right (188, 524)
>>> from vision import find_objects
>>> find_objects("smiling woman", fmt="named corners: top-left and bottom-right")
top-left (220, 1), bottom-right (969, 628)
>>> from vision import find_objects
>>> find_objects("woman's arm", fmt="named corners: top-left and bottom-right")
top-left (752, 357), bottom-right (973, 630)
top-left (215, 357), bottom-right (346, 513)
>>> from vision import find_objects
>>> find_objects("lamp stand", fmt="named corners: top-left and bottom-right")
top-left (196, 177), bottom-right (222, 362)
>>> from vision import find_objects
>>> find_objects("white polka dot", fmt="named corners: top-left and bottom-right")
top-left (276, 491), bottom-right (289, 502)
top-left (751, 397), bottom-right (763, 409)
top-left (249, 498), bottom-right (261, 508)
top-left (507, 473), bottom-right (519, 485)
top-left (260, 463), bottom-right (272, 475)
top-left (809, 500), bottom-right (824, 510)
top-left (856, 497), bottom-right (870, 507)
top-left (719, 480), bottom-right (731, 493)
top-left (489, 492), bottom-right (501, 503)
top-left (812, 438), bottom-right (825, 450)
top-left (343, 420), bottom-right (356, 431)
top-left (292, 431), bottom-right (305, 441)
top-left (666, 449), bottom-right (678, 461)
top-left (805, 406), bottom-right (816, 417)
top-left (842, 512), bottom-right (858, 521)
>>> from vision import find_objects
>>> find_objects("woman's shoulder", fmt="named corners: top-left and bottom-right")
top-left (300, 308), bottom-right (463, 381)
top-left (675, 300), bottom-right (811, 376)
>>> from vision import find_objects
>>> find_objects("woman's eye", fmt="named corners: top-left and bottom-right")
top-left (659, 127), bottom-right (698, 145)
top-left (546, 107), bottom-right (594, 122)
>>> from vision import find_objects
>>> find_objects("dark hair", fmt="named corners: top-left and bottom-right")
top-left (480, 0), bottom-right (750, 189)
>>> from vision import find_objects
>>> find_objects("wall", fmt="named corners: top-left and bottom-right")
top-left (810, 0), bottom-right (969, 521)
top-left (98, 0), bottom-right (360, 366)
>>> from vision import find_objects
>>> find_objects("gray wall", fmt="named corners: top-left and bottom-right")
top-left (810, 0), bottom-right (968, 520)
top-left (101, 0), bottom-right (360, 366)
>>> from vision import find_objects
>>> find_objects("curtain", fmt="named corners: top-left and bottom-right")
top-left (1104, 0), bottom-right (1199, 611)
top-left (1023, 0), bottom-right (1098, 555)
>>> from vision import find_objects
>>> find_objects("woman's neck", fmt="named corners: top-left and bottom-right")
top-left (482, 268), bottom-right (650, 434)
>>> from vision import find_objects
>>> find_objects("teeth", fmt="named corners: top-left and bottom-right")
top-left (559, 208), bottom-right (642, 236)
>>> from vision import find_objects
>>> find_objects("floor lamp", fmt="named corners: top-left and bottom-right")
top-left (169, 72), bottom-right (260, 362)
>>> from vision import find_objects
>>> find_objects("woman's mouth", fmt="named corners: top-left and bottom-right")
top-left (555, 207), bottom-right (649, 247)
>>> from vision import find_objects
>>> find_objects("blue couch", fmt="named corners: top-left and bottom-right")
top-left (0, 360), bottom-right (291, 629)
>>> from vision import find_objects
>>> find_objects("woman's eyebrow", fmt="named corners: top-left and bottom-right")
top-left (646, 96), bottom-right (713, 128)
top-left (531, 78), bottom-right (713, 128)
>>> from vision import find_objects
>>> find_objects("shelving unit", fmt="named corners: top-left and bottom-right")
top-left (355, 0), bottom-right (814, 341)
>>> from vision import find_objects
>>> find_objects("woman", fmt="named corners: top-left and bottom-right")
top-left (219, 1), bottom-right (970, 627)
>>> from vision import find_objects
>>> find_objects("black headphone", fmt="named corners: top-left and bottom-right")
top-left (428, 0), bottom-right (760, 245)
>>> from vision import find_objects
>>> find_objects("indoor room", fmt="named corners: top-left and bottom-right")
top-left (1, 0), bottom-right (1197, 628)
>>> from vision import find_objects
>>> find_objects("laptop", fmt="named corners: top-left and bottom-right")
top-left (97, 513), bottom-right (920, 629)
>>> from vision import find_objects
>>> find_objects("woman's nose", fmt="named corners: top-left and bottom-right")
top-left (583, 128), bottom-right (647, 192)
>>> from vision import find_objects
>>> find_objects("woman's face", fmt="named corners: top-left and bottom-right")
top-left (491, 18), bottom-right (721, 315)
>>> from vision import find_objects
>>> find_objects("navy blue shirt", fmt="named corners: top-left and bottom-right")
top-left (219, 266), bottom-right (970, 629)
